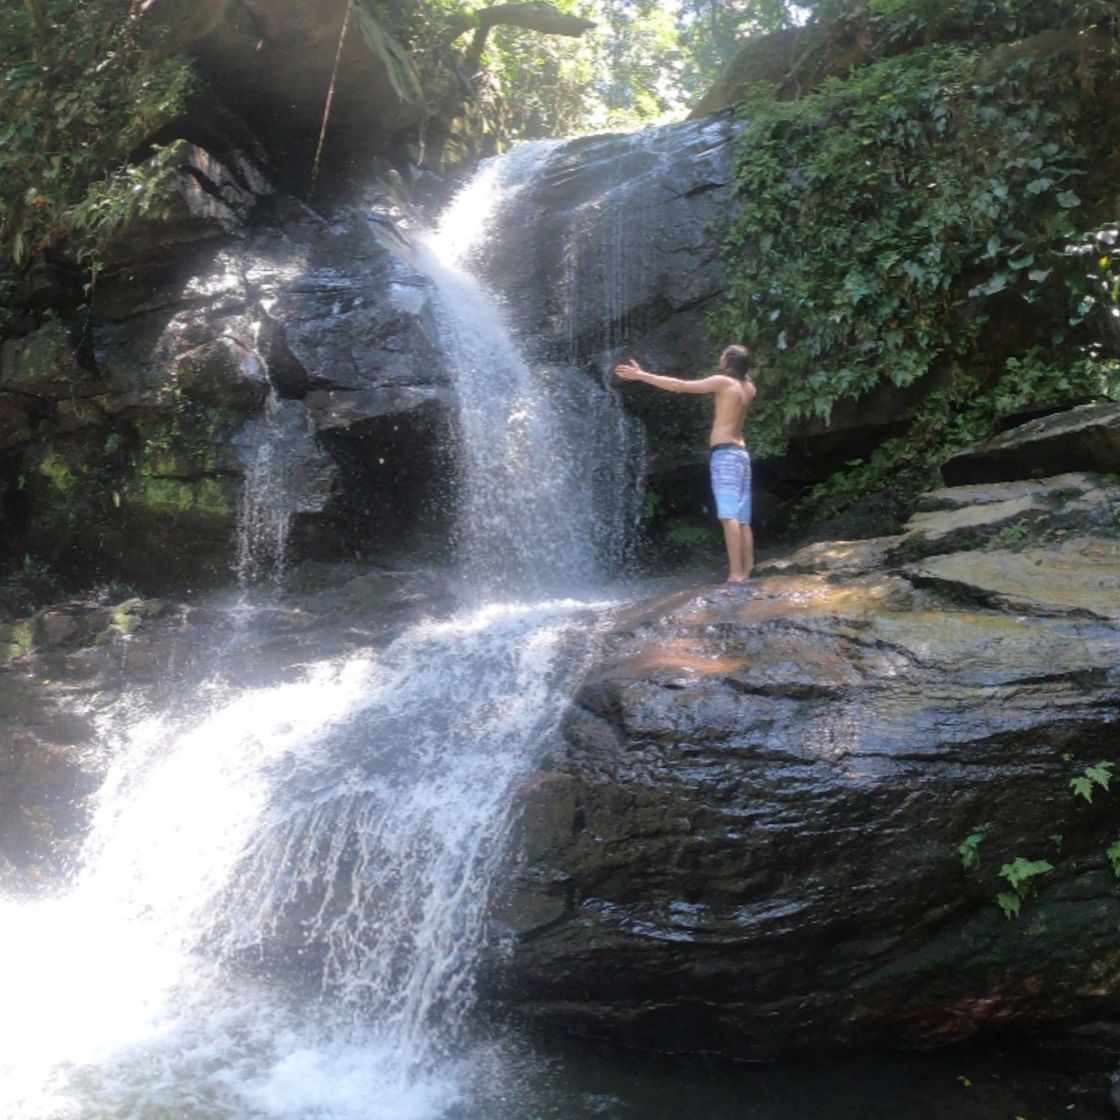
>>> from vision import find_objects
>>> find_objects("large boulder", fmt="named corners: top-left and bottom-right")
top-left (495, 458), bottom-right (1120, 1059)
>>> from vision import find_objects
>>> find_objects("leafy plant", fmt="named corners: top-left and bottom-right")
top-left (996, 856), bottom-right (1054, 920)
top-left (0, 554), bottom-right (63, 613)
top-left (1, 0), bottom-right (194, 322)
top-left (790, 350), bottom-right (1120, 528)
top-left (960, 752), bottom-right (1120, 921)
top-left (1107, 838), bottom-right (1120, 878)
top-left (958, 829), bottom-right (986, 872)
top-left (667, 518), bottom-right (715, 548)
top-left (1070, 760), bottom-right (1114, 803)
top-left (711, 0), bottom-right (1120, 521)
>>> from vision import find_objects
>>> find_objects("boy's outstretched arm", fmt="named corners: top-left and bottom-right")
top-left (614, 359), bottom-right (725, 394)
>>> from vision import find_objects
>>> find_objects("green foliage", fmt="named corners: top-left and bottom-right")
top-left (0, 553), bottom-right (62, 613)
top-left (794, 350), bottom-right (1119, 525)
top-left (378, 0), bottom-right (803, 141)
top-left (999, 856), bottom-right (1055, 893)
top-left (1069, 760), bottom-right (1114, 803)
top-left (958, 829), bottom-right (986, 871)
top-left (1, 0), bottom-right (194, 322)
top-left (677, 0), bottom-right (793, 91)
top-left (805, 0), bottom-right (1119, 46)
top-left (995, 891), bottom-right (1022, 920)
top-left (484, 0), bottom-right (606, 138)
top-left (720, 46), bottom-right (1103, 427)
top-left (996, 856), bottom-right (1054, 920)
top-left (961, 753), bottom-right (1120, 923)
top-left (666, 517), bottom-right (715, 548)
top-left (1107, 837), bottom-right (1120, 878)
top-left (712, 1), bottom-right (1120, 518)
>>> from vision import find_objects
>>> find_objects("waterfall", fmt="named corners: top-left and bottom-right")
top-left (0, 140), bottom-right (643, 1120)
top-left (0, 599), bottom-right (603, 1119)
top-left (414, 141), bottom-right (646, 595)
top-left (234, 393), bottom-right (337, 585)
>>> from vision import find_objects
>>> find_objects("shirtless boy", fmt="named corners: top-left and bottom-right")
top-left (615, 345), bottom-right (757, 582)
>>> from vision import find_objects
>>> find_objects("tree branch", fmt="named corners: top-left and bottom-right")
top-left (466, 2), bottom-right (596, 70)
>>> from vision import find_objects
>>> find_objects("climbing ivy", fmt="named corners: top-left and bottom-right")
top-left (711, 0), bottom-right (1120, 521)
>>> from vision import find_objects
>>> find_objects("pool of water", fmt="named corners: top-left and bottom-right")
top-left (473, 1032), bottom-right (1114, 1120)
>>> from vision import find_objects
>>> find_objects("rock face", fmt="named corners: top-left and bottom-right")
top-left (477, 114), bottom-right (744, 476)
top-left (139, 0), bottom-right (423, 186)
top-left (0, 143), bottom-right (453, 590)
top-left (139, 0), bottom-right (511, 186)
top-left (2, 115), bottom-right (754, 591)
top-left (496, 411), bottom-right (1120, 1059)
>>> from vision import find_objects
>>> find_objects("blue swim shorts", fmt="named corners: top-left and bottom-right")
top-left (709, 444), bottom-right (752, 524)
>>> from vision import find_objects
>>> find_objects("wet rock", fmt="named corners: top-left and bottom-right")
top-left (303, 385), bottom-right (445, 430)
top-left (0, 322), bottom-right (107, 456)
top-left (767, 470), bottom-right (1120, 577)
top-left (498, 522), bottom-right (1120, 1058)
top-left (0, 595), bottom-right (183, 893)
top-left (483, 116), bottom-right (740, 387)
top-left (0, 139), bottom-right (454, 587)
top-left (914, 473), bottom-right (1100, 513)
top-left (0, 320), bottom-right (100, 402)
top-left (756, 535), bottom-right (904, 580)
top-left (0, 395), bottom-right (32, 450)
top-left (171, 336), bottom-right (271, 411)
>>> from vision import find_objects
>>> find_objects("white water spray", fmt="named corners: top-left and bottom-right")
top-left (235, 393), bottom-right (337, 585)
top-left (416, 142), bottom-right (645, 595)
top-left (0, 601), bottom-right (602, 1120)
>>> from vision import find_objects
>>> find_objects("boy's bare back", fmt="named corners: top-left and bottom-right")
top-left (708, 376), bottom-right (756, 447)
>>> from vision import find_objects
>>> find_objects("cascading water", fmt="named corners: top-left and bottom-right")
top-left (0, 600), bottom-right (602, 1120)
top-left (413, 141), bottom-right (646, 596)
top-left (0, 143), bottom-right (642, 1120)
top-left (235, 393), bottom-right (337, 585)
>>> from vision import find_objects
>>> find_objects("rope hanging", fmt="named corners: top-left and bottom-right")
top-left (307, 0), bottom-right (353, 202)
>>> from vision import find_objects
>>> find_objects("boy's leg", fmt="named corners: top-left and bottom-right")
top-left (737, 453), bottom-right (753, 578)
top-left (721, 518), bottom-right (746, 582)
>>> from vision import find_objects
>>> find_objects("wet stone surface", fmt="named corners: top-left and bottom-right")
top-left (498, 466), bottom-right (1120, 1060)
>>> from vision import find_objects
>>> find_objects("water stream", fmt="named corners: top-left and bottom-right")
top-left (412, 140), bottom-right (645, 597)
top-left (234, 394), bottom-right (337, 587)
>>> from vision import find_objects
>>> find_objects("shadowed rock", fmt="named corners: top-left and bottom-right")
top-left (0, 143), bottom-right (452, 587)
top-left (942, 404), bottom-right (1120, 486)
